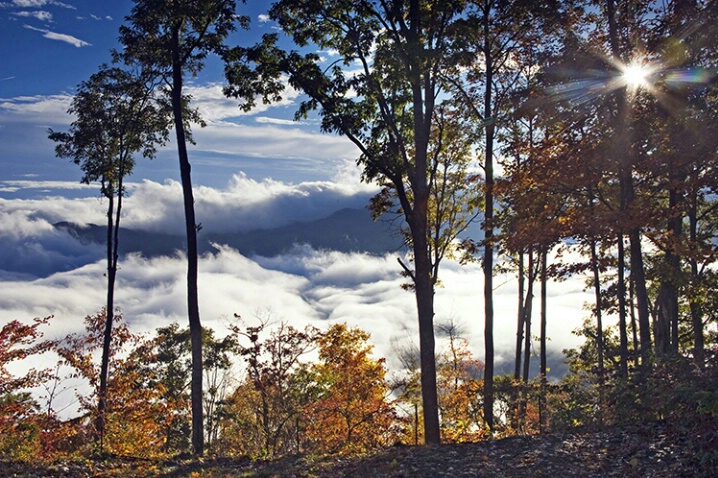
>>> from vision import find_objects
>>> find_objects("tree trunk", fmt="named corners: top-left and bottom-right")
top-left (514, 251), bottom-right (525, 382)
top-left (688, 195), bottom-right (705, 368)
top-left (539, 249), bottom-right (547, 433)
top-left (415, 254), bottom-right (439, 445)
top-left (607, 0), bottom-right (652, 369)
top-left (407, 152), bottom-right (440, 445)
top-left (589, 238), bottom-right (607, 425)
top-left (629, 229), bottom-right (652, 367)
top-left (97, 185), bottom-right (115, 449)
top-left (482, 8), bottom-right (495, 433)
top-left (405, 0), bottom-right (440, 445)
top-left (522, 248), bottom-right (534, 383)
top-left (617, 236), bottom-right (629, 378)
top-left (171, 23), bottom-right (204, 457)
top-left (512, 251), bottom-right (524, 430)
top-left (655, 187), bottom-right (682, 356)
top-left (629, 273), bottom-right (640, 364)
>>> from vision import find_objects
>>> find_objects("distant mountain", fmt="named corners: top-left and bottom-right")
top-left (55, 207), bottom-right (405, 258)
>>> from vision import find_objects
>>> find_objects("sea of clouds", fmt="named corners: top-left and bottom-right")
top-left (0, 174), bottom-right (590, 367)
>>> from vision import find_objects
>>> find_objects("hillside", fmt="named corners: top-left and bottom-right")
top-left (54, 207), bottom-right (404, 259)
top-left (2, 422), bottom-right (714, 477)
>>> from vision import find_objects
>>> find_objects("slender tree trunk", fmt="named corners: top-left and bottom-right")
top-left (522, 247), bottom-right (534, 383)
top-left (617, 236), bottom-right (629, 378)
top-left (688, 196), bottom-right (705, 368)
top-left (629, 229), bottom-right (652, 366)
top-left (655, 188), bottom-right (683, 356)
top-left (409, 154), bottom-right (440, 446)
top-left (415, 257), bottom-right (439, 445)
top-left (405, 0), bottom-right (440, 445)
top-left (668, 188), bottom-right (682, 355)
top-left (171, 22), bottom-right (204, 457)
top-left (514, 251), bottom-right (525, 382)
top-left (97, 185), bottom-right (115, 449)
top-left (655, 284), bottom-right (674, 356)
top-left (482, 9), bottom-right (495, 433)
top-left (590, 238), bottom-right (605, 421)
top-left (539, 249), bottom-right (547, 433)
top-left (512, 251), bottom-right (524, 430)
top-left (515, 249), bottom-right (534, 432)
top-left (629, 274), bottom-right (639, 364)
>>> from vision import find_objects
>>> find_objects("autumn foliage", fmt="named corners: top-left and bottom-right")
top-left (1, 313), bottom-right (410, 461)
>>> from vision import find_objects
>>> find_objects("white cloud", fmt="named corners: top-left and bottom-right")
top-left (0, 93), bottom-right (73, 123)
top-left (258, 13), bottom-right (269, 23)
top-left (318, 49), bottom-right (340, 58)
top-left (11, 0), bottom-right (74, 8)
top-left (13, 9), bottom-right (52, 21)
top-left (0, 242), bottom-right (590, 375)
top-left (0, 174), bottom-right (379, 276)
top-left (185, 80), bottom-right (301, 121)
top-left (255, 116), bottom-right (298, 126)
top-left (1, 180), bottom-right (96, 191)
top-left (23, 24), bottom-right (90, 47)
top-left (187, 120), bottom-right (358, 164)
top-left (116, 174), bottom-right (377, 234)
top-left (40, 29), bottom-right (90, 47)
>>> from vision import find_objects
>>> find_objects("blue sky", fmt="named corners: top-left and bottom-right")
top-left (0, 0), bottom-right (361, 198)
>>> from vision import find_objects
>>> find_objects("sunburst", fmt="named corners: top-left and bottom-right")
top-left (620, 61), bottom-right (651, 90)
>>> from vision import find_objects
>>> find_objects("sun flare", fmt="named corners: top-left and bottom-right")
top-left (621, 62), bottom-right (650, 89)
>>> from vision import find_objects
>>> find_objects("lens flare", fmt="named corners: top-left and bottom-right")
top-left (621, 62), bottom-right (650, 88)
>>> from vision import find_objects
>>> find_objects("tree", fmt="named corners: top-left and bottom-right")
top-left (225, 0), bottom-right (467, 445)
top-left (434, 321), bottom-right (485, 442)
top-left (303, 324), bottom-right (400, 453)
top-left (128, 322), bottom-right (239, 455)
top-left (48, 64), bottom-right (170, 448)
top-left (54, 310), bottom-right (170, 457)
top-left (394, 319), bottom-right (486, 442)
top-left (0, 317), bottom-right (53, 459)
top-left (445, 0), bottom-right (567, 431)
top-left (116, 0), bottom-right (245, 456)
top-left (220, 315), bottom-right (319, 457)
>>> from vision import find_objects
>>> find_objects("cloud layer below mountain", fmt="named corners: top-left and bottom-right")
top-left (0, 175), bottom-right (590, 372)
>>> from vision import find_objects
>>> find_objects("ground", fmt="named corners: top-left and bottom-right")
top-left (1, 422), bottom-right (716, 477)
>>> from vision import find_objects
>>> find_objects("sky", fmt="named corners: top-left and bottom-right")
top-left (0, 0), bottom-right (594, 413)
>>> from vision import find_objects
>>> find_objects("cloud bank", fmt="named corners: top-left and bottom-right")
top-left (0, 175), bottom-right (590, 365)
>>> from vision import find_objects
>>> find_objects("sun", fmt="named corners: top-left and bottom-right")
top-left (620, 61), bottom-right (651, 89)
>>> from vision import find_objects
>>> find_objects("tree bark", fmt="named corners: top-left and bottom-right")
top-left (688, 195), bottom-right (705, 368)
top-left (628, 229), bottom-right (652, 367)
top-left (171, 22), bottom-right (204, 457)
top-left (655, 187), bottom-right (682, 356)
top-left (482, 5), bottom-right (495, 433)
top-left (512, 251), bottom-right (524, 430)
top-left (514, 251), bottom-right (525, 382)
top-left (97, 186), bottom-right (115, 449)
top-left (539, 249), bottom-right (547, 432)
top-left (617, 236), bottom-right (629, 378)
top-left (590, 238), bottom-right (605, 423)
top-left (522, 248), bottom-right (535, 383)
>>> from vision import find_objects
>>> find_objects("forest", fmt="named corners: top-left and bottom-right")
top-left (1, 0), bottom-right (718, 475)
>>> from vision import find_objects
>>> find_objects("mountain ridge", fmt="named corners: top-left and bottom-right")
top-left (54, 207), bottom-right (405, 258)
